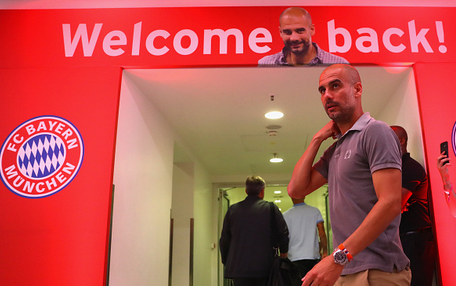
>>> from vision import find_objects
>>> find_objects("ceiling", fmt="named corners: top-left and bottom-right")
top-left (124, 66), bottom-right (412, 184)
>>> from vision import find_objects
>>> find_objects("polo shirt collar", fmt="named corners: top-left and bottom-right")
top-left (292, 202), bottom-right (306, 207)
top-left (350, 112), bottom-right (373, 131)
top-left (336, 112), bottom-right (373, 139)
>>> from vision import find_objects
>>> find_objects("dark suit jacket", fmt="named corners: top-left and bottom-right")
top-left (219, 195), bottom-right (289, 278)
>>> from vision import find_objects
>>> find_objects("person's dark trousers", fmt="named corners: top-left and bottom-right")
top-left (400, 229), bottom-right (436, 286)
top-left (233, 277), bottom-right (269, 286)
top-left (292, 259), bottom-right (319, 279)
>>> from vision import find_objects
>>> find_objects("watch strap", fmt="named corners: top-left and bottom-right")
top-left (337, 244), bottom-right (353, 262)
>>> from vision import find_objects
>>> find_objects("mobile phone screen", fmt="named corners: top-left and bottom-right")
top-left (441, 141), bottom-right (449, 165)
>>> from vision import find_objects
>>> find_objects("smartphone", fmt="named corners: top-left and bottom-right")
top-left (440, 141), bottom-right (449, 165)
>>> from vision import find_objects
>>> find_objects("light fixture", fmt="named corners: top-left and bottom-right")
top-left (274, 190), bottom-right (282, 194)
top-left (265, 111), bottom-right (283, 119)
top-left (270, 153), bottom-right (283, 163)
top-left (274, 199), bottom-right (281, 203)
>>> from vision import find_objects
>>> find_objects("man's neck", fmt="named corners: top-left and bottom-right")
top-left (337, 111), bottom-right (364, 135)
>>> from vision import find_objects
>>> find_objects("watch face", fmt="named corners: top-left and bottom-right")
top-left (334, 250), bottom-right (348, 264)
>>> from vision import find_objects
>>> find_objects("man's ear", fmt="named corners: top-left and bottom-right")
top-left (354, 82), bottom-right (363, 98)
top-left (311, 23), bottom-right (315, 36)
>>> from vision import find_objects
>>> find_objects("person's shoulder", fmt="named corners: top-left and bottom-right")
top-left (404, 154), bottom-right (426, 170)
top-left (282, 208), bottom-right (292, 217)
top-left (307, 204), bottom-right (322, 213)
top-left (365, 118), bottom-right (391, 132)
top-left (258, 51), bottom-right (283, 66)
top-left (331, 51), bottom-right (349, 62)
top-left (314, 43), bottom-right (349, 64)
top-left (323, 52), bottom-right (349, 64)
top-left (363, 120), bottom-right (398, 142)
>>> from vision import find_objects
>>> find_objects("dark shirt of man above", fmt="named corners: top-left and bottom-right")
top-left (219, 175), bottom-right (289, 286)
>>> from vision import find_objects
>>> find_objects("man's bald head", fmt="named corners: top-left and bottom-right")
top-left (279, 7), bottom-right (312, 26)
top-left (391, 125), bottom-right (408, 153)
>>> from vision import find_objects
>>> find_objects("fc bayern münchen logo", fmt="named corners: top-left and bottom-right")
top-left (0, 115), bottom-right (84, 198)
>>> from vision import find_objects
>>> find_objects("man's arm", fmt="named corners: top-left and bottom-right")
top-left (437, 153), bottom-right (456, 216)
top-left (219, 211), bottom-right (232, 264)
top-left (274, 206), bottom-right (290, 258)
top-left (317, 221), bottom-right (328, 258)
top-left (437, 152), bottom-right (452, 191)
top-left (343, 168), bottom-right (402, 256)
top-left (401, 188), bottom-right (412, 212)
top-left (288, 121), bottom-right (338, 199)
top-left (302, 168), bottom-right (402, 286)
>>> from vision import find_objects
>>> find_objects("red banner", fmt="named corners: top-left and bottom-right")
top-left (0, 6), bottom-right (455, 68)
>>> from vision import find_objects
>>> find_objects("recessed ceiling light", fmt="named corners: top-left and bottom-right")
top-left (274, 190), bottom-right (282, 194)
top-left (270, 153), bottom-right (283, 163)
top-left (265, 111), bottom-right (283, 119)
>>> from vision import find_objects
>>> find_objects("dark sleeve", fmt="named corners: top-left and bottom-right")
top-left (273, 205), bottom-right (289, 254)
top-left (219, 208), bottom-right (231, 265)
top-left (402, 160), bottom-right (426, 192)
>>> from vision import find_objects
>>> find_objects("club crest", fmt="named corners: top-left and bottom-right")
top-left (0, 116), bottom-right (84, 198)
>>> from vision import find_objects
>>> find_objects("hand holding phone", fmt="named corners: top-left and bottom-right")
top-left (441, 141), bottom-right (449, 165)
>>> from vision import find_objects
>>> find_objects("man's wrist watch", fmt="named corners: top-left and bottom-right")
top-left (333, 244), bottom-right (353, 266)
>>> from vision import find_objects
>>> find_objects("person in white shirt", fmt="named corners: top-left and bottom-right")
top-left (283, 197), bottom-right (327, 281)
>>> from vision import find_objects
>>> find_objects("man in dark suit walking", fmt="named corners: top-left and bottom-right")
top-left (220, 175), bottom-right (289, 286)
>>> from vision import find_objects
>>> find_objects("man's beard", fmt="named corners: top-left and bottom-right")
top-left (326, 104), bottom-right (355, 124)
top-left (288, 40), bottom-right (311, 55)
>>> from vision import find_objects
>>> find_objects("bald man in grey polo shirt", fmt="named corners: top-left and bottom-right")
top-left (288, 64), bottom-right (410, 286)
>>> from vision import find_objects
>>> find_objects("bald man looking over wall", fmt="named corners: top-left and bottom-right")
top-left (258, 7), bottom-right (348, 66)
top-left (288, 64), bottom-right (410, 286)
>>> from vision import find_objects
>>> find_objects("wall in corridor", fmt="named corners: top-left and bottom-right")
top-left (111, 71), bottom-right (174, 285)
top-left (112, 71), bottom-right (215, 286)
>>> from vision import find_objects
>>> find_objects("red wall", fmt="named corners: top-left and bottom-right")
top-left (414, 63), bottom-right (456, 286)
top-left (0, 67), bottom-right (122, 285)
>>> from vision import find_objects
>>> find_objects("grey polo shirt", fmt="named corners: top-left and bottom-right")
top-left (313, 113), bottom-right (409, 275)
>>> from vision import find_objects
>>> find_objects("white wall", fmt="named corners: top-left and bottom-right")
top-left (111, 70), bottom-right (215, 286)
top-left (377, 68), bottom-right (426, 167)
top-left (110, 71), bottom-right (175, 285)
top-left (171, 162), bottom-right (194, 286)
top-left (193, 161), bottom-right (217, 286)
